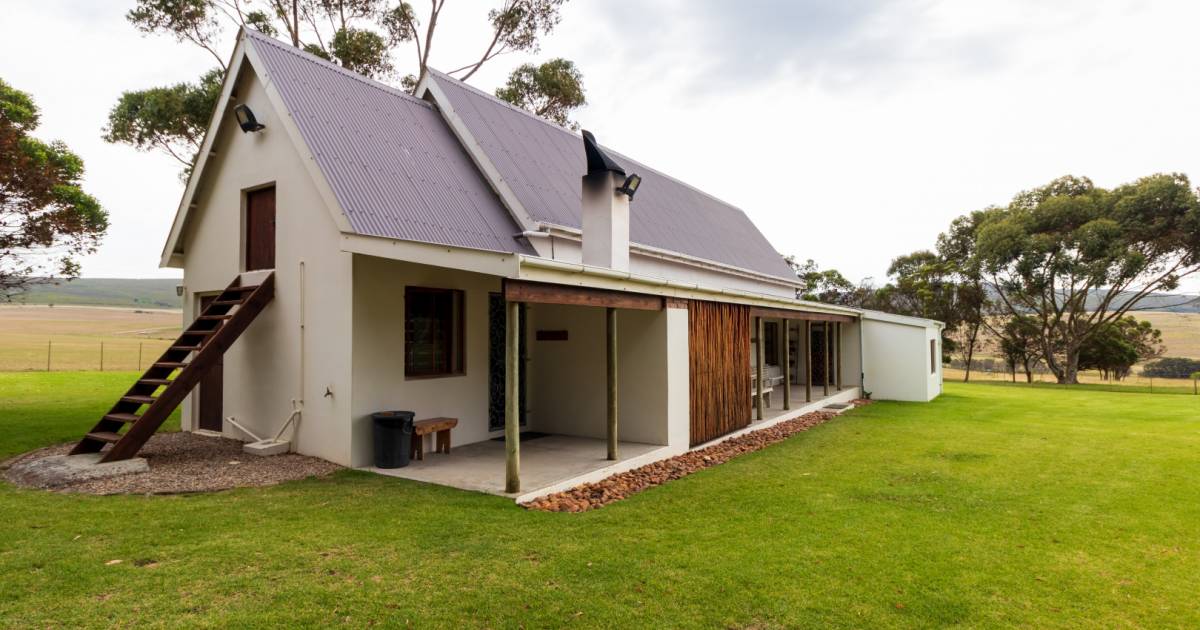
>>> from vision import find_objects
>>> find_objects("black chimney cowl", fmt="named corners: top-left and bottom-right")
top-left (582, 130), bottom-right (626, 178)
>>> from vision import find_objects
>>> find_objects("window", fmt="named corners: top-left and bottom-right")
top-left (930, 339), bottom-right (937, 374)
top-left (763, 322), bottom-right (780, 366)
top-left (405, 287), bottom-right (465, 378)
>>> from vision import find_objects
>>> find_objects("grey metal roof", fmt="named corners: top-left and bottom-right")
top-left (427, 70), bottom-right (798, 281)
top-left (245, 31), bottom-right (533, 255)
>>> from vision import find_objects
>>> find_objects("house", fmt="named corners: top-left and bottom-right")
top-left (72, 29), bottom-right (942, 502)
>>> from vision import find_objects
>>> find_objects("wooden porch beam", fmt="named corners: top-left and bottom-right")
top-left (823, 322), bottom-right (831, 397)
top-left (755, 316), bottom-right (764, 421)
top-left (607, 307), bottom-right (618, 460)
top-left (504, 279), bottom-right (662, 311)
top-left (505, 300), bottom-right (521, 493)
top-left (782, 319), bottom-right (791, 410)
top-left (836, 322), bottom-right (843, 391)
top-left (804, 320), bottom-right (812, 403)
top-left (749, 306), bottom-right (855, 323)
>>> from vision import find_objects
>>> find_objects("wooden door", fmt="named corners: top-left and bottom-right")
top-left (245, 187), bottom-right (276, 271)
top-left (197, 295), bottom-right (223, 432)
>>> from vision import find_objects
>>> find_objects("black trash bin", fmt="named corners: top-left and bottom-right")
top-left (372, 410), bottom-right (415, 468)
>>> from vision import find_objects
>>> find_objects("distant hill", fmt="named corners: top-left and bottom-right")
top-left (982, 284), bottom-right (1200, 314)
top-left (6, 278), bottom-right (182, 309)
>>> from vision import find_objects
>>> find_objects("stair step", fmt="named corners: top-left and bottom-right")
top-left (154, 362), bottom-right (188, 369)
top-left (86, 431), bottom-right (124, 443)
top-left (104, 413), bottom-right (141, 423)
top-left (223, 285), bottom-right (259, 293)
top-left (171, 345), bottom-right (203, 352)
top-left (139, 378), bottom-right (173, 386)
top-left (181, 329), bottom-right (214, 337)
top-left (121, 395), bottom-right (156, 405)
top-left (198, 315), bottom-right (232, 321)
top-left (212, 300), bottom-right (242, 306)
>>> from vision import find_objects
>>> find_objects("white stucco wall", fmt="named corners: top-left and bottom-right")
top-left (861, 315), bottom-right (942, 402)
top-left (178, 62), bottom-right (354, 464)
top-left (526, 303), bottom-right (672, 446)
top-left (349, 254), bottom-right (504, 468)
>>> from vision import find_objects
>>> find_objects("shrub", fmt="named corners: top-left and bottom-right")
top-left (1141, 357), bottom-right (1200, 379)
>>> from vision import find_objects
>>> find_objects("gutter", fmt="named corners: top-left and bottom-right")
top-left (519, 255), bottom-right (860, 317)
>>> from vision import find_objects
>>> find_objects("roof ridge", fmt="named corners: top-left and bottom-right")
top-left (427, 68), bottom-right (756, 222)
top-left (243, 28), bottom-right (431, 109)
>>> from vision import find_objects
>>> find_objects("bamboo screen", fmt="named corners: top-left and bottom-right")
top-left (688, 300), bottom-right (752, 446)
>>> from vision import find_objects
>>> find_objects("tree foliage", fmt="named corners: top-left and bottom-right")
top-left (1141, 357), bottom-right (1200, 379)
top-left (1077, 316), bottom-right (1163, 380)
top-left (109, 0), bottom-right (584, 171)
top-left (971, 174), bottom-right (1200, 383)
top-left (0, 79), bottom-right (108, 298)
top-left (785, 257), bottom-right (877, 306)
top-left (495, 58), bottom-right (585, 129)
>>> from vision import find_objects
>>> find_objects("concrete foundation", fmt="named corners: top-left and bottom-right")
top-left (243, 440), bottom-right (291, 456)
top-left (7, 453), bottom-right (148, 489)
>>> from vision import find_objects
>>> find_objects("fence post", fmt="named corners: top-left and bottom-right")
top-left (46, 339), bottom-right (51, 372)
top-left (100, 341), bottom-right (104, 372)
top-left (138, 342), bottom-right (143, 371)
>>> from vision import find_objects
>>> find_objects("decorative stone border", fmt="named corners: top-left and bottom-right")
top-left (527, 400), bottom-right (871, 512)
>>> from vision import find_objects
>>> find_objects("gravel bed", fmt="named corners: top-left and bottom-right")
top-left (526, 399), bottom-right (871, 512)
top-left (2, 432), bottom-right (341, 494)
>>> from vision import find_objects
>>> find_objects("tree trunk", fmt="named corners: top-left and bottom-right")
top-left (1061, 348), bottom-right (1081, 384)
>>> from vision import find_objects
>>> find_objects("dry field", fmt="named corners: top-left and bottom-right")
top-left (0, 305), bottom-right (181, 372)
top-left (1136, 311), bottom-right (1200, 359)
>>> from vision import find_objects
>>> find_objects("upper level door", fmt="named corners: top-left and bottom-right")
top-left (245, 186), bottom-right (276, 271)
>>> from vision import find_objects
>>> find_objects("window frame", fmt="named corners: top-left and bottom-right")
top-left (404, 286), bottom-right (466, 379)
top-left (930, 338), bottom-right (937, 374)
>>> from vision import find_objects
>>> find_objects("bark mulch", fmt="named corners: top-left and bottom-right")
top-left (2, 432), bottom-right (341, 495)
top-left (526, 399), bottom-right (872, 513)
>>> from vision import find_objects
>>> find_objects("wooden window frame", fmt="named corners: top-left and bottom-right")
top-left (930, 339), bottom-right (937, 374)
top-left (404, 286), bottom-right (466, 379)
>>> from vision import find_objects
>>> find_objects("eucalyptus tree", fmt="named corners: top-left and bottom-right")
top-left (972, 174), bottom-right (1200, 383)
top-left (106, 0), bottom-right (584, 173)
top-left (1, 79), bottom-right (107, 297)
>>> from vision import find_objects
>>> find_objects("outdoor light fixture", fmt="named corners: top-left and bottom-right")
top-left (233, 104), bottom-right (265, 133)
top-left (617, 173), bottom-right (642, 199)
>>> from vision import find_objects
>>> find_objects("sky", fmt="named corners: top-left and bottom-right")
top-left (3, 0), bottom-right (1200, 292)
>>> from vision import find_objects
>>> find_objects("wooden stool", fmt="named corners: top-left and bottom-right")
top-left (410, 417), bottom-right (458, 461)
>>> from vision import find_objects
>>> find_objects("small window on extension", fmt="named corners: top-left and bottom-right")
top-left (405, 287), bottom-right (465, 378)
top-left (930, 339), bottom-right (937, 374)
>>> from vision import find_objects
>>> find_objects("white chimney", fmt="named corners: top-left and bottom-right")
top-left (580, 130), bottom-right (637, 272)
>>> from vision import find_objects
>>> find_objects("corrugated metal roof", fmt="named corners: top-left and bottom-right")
top-left (245, 31), bottom-right (532, 255)
top-left (427, 70), bottom-right (798, 281)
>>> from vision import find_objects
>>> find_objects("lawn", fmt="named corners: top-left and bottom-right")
top-left (1, 373), bottom-right (1198, 627)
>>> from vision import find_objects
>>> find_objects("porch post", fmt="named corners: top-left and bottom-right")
top-left (823, 322), bottom-right (831, 397)
top-left (755, 316), bottom-right (764, 420)
top-left (607, 307), bottom-right (618, 460)
top-left (782, 319), bottom-right (791, 410)
top-left (836, 322), bottom-right (843, 391)
top-left (505, 299), bottom-right (521, 493)
top-left (804, 320), bottom-right (812, 403)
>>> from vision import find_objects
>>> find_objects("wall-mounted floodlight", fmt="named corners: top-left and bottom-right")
top-left (233, 104), bottom-right (265, 133)
top-left (616, 173), bottom-right (642, 200)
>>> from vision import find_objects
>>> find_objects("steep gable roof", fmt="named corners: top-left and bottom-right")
top-left (246, 31), bottom-right (533, 255)
top-left (423, 70), bottom-right (798, 282)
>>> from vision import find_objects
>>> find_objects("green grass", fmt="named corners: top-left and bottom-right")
top-left (1, 373), bottom-right (1198, 627)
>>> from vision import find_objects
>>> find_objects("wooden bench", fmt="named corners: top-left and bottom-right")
top-left (410, 417), bottom-right (458, 461)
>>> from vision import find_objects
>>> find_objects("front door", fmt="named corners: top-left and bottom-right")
top-left (245, 186), bottom-right (276, 271)
top-left (197, 295), bottom-right (223, 432)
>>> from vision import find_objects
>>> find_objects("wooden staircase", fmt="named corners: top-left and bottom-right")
top-left (71, 273), bottom-right (275, 462)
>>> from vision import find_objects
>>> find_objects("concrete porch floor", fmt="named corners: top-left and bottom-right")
top-left (760, 383), bottom-right (859, 422)
top-left (365, 435), bottom-right (669, 501)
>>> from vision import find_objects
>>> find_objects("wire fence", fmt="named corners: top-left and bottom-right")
top-left (0, 338), bottom-right (176, 373)
top-left (944, 366), bottom-right (1199, 395)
